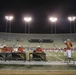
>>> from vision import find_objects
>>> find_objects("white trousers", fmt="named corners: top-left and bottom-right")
top-left (67, 50), bottom-right (71, 58)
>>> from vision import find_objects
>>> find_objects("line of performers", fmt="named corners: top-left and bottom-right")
top-left (1, 38), bottom-right (74, 58)
top-left (1, 45), bottom-right (43, 53)
top-left (1, 45), bottom-right (25, 53)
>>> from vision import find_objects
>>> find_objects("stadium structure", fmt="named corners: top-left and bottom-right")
top-left (0, 32), bottom-right (76, 65)
top-left (0, 32), bottom-right (76, 75)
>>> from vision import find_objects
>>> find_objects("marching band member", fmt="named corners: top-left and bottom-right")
top-left (64, 47), bottom-right (67, 56)
top-left (18, 45), bottom-right (24, 52)
top-left (64, 39), bottom-right (73, 58)
top-left (60, 48), bottom-right (63, 53)
top-left (54, 47), bottom-right (58, 53)
top-left (2, 45), bottom-right (8, 52)
top-left (36, 46), bottom-right (43, 53)
top-left (8, 46), bottom-right (13, 52)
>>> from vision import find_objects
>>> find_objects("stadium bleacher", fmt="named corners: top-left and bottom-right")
top-left (0, 32), bottom-right (76, 49)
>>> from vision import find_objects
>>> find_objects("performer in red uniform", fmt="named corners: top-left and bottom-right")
top-left (8, 46), bottom-right (13, 52)
top-left (36, 46), bottom-right (42, 53)
top-left (50, 48), bottom-right (53, 52)
top-left (55, 48), bottom-right (58, 53)
top-left (2, 45), bottom-right (8, 52)
top-left (64, 39), bottom-right (73, 58)
top-left (18, 45), bottom-right (24, 52)
top-left (64, 48), bottom-right (67, 56)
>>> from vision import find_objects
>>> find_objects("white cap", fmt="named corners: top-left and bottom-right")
top-left (38, 46), bottom-right (40, 47)
top-left (3, 45), bottom-right (6, 46)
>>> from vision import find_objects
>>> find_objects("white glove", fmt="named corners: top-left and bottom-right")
top-left (64, 41), bottom-right (66, 43)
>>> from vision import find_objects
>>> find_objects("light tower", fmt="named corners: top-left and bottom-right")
top-left (5, 16), bottom-right (14, 33)
top-left (49, 17), bottom-right (58, 34)
top-left (68, 16), bottom-right (76, 33)
top-left (24, 17), bottom-right (32, 34)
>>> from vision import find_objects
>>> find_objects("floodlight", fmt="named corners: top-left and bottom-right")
top-left (5, 15), bottom-right (14, 33)
top-left (68, 16), bottom-right (76, 33)
top-left (68, 17), bottom-right (76, 21)
top-left (23, 17), bottom-right (32, 34)
top-left (24, 17), bottom-right (32, 22)
top-left (49, 17), bottom-right (58, 34)
top-left (5, 16), bottom-right (13, 21)
top-left (49, 17), bottom-right (57, 22)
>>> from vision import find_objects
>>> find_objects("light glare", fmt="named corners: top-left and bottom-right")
top-left (24, 17), bottom-right (32, 22)
top-left (49, 17), bottom-right (57, 22)
top-left (5, 16), bottom-right (13, 21)
top-left (68, 16), bottom-right (76, 21)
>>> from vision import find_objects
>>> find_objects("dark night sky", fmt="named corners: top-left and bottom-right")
top-left (0, 0), bottom-right (76, 34)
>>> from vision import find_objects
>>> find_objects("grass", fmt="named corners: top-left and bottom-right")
top-left (0, 50), bottom-right (76, 71)
top-left (0, 64), bottom-right (76, 70)
top-left (0, 70), bottom-right (76, 75)
top-left (25, 50), bottom-right (76, 61)
top-left (0, 49), bottom-right (76, 61)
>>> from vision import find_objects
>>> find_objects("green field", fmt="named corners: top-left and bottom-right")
top-left (25, 50), bottom-right (76, 61)
top-left (0, 50), bottom-right (76, 71)
top-left (0, 65), bottom-right (76, 70)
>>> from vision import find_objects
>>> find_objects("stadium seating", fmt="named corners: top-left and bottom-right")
top-left (0, 32), bottom-right (76, 50)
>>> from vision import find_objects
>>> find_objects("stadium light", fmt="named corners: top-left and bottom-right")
top-left (24, 17), bottom-right (32, 34)
top-left (5, 16), bottom-right (14, 33)
top-left (68, 17), bottom-right (76, 21)
top-left (5, 16), bottom-right (13, 21)
top-left (68, 16), bottom-right (76, 33)
top-left (49, 17), bottom-right (58, 34)
top-left (24, 17), bottom-right (32, 22)
top-left (49, 17), bottom-right (57, 22)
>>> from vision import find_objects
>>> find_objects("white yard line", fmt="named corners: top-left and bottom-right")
top-left (46, 52), bottom-right (64, 61)
top-left (53, 55), bottom-right (64, 61)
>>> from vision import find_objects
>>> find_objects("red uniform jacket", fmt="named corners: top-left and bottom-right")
top-left (9, 47), bottom-right (13, 52)
top-left (18, 47), bottom-right (24, 52)
top-left (64, 42), bottom-right (72, 50)
top-left (36, 48), bottom-right (42, 53)
top-left (2, 46), bottom-right (8, 52)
